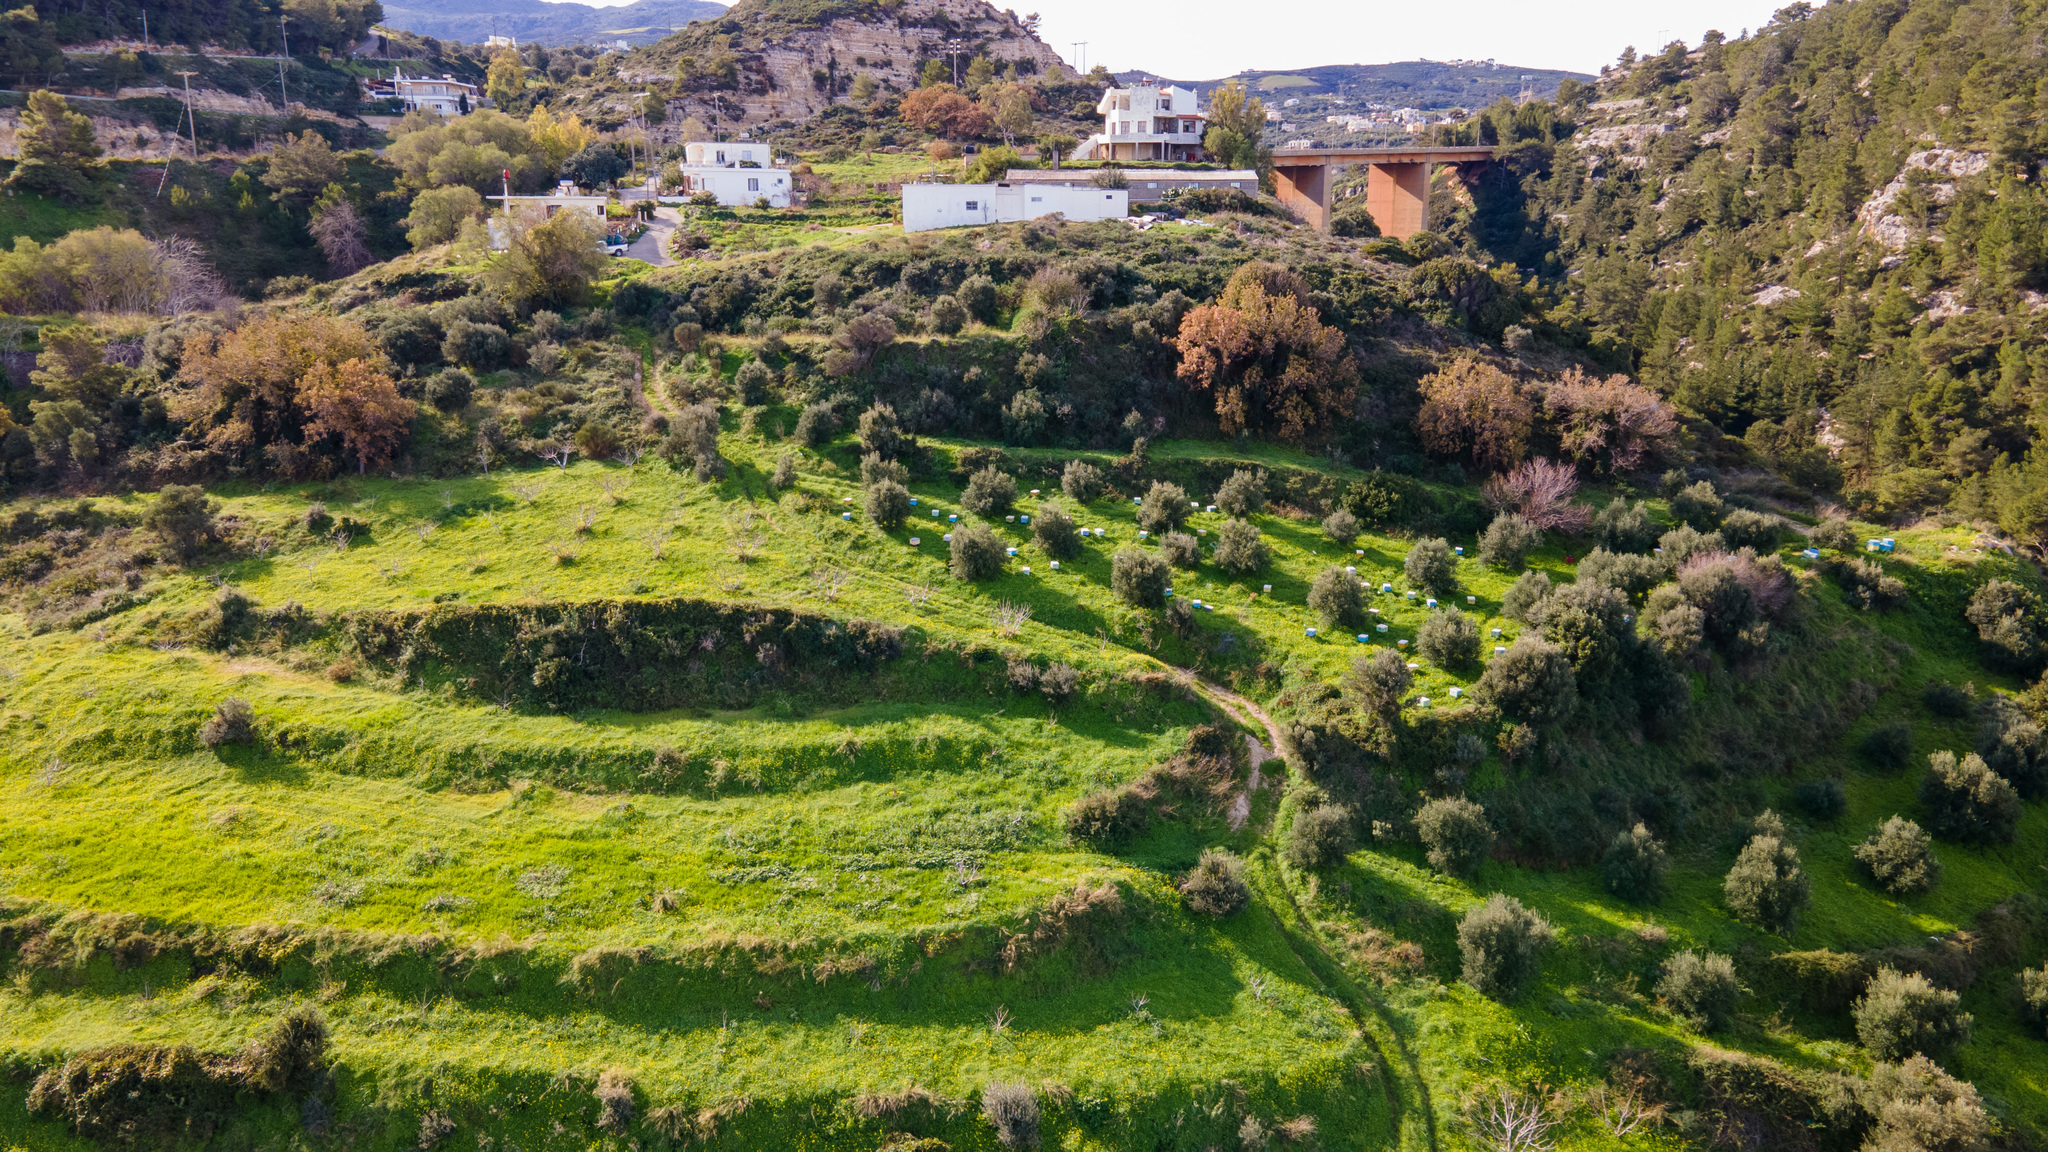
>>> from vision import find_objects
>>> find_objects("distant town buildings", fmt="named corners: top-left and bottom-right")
top-left (486, 35), bottom-right (516, 49)
top-left (1001, 168), bottom-right (1258, 204)
top-left (1071, 84), bottom-right (1207, 162)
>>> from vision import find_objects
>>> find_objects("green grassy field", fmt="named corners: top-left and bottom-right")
top-left (0, 403), bottom-right (2042, 1149)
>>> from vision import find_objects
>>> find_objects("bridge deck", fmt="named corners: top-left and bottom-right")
top-left (1269, 145), bottom-right (1496, 164)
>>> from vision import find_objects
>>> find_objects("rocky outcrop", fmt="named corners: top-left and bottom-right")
top-left (630, 0), bottom-right (1065, 131)
top-left (1855, 148), bottom-right (1990, 251)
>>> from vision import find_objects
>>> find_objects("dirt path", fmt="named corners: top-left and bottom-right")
top-left (1175, 670), bottom-right (1289, 761)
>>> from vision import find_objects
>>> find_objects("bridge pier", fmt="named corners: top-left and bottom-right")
top-left (1265, 146), bottom-right (1493, 241)
top-left (1365, 161), bottom-right (1432, 239)
top-left (1271, 163), bottom-right (1329, 230)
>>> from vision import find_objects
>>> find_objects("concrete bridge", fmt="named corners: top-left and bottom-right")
top-left (1269, 145), bottom-right (1496, 238)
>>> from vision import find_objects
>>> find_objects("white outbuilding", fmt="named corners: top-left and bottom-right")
top-left (901, 182), bottom-right (1128, 232)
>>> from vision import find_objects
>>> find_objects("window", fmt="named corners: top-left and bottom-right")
top-left (1030, 196), bottom-right (1042, 202)
top-left (1147, 182), bottom-right (1157, 188)
top-left (1161, 97), bottom-right (1172, 110)
top-left (965, 200), bottom-right (978, 210)
top-left (747, 177), bottom-right (759, 191)
top-left (1231, 182), bottom-right (1242, 188)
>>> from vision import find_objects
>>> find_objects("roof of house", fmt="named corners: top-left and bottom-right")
top-left (1002, 169), bottom-right (1257, 184)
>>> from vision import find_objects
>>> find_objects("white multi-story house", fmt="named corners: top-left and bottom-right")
top-left (1071, 84), bottom-right (1206, 162)
top-left (671, 141), bottom-right (792, 207)
top-left (390, 70), bottom-right (478, 116)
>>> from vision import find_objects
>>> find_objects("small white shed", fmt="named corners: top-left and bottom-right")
top-left (901, 182), bottom-right (1129, 232)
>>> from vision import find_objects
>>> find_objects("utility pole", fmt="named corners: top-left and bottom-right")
top-left (157, 70), bottom-right (200, 197)
top-left (277, 14), bottom-right (289, 109)
top-left (1077, 41), bottom-right (1088, 74)
top-left (140, 11), bottom-right (147, 52)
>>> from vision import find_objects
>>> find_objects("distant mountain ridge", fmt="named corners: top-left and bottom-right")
top-left (1123, 61), bottom-right (1592, 110)
top-left (376, 0), bottom-right (727, 47)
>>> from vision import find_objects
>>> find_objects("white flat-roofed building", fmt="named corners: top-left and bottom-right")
top-left (1001, 168), bottom-right (1258, 204)
top-left (902, 181), bottom-right (1127, 232)
top-left (672, 140), bottom-right (791, 206)
top-left (391, 70), bottom-right (478, 116)
top-left (1073, 84), bottom-right (1206, 162)
top-left (682, 141), bottom-right (774, 167)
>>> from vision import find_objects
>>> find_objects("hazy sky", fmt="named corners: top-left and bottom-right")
top-left (560, 0), bottom-right (1791, 77)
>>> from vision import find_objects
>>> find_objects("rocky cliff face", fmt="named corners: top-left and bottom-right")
top-left (626, 0), bottom-right (1065, 131)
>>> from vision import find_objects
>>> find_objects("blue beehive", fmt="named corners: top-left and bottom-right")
top-left (1356, 634), bottom-right (1369, 643)
top-left (1305, 627), bottom-right (1318, 638)
top-left (1381, 582), bottom-right (1393, 593)
top-left (841, 512), bottom-right (852, 520)
top-left (1803, 547), bottom-right (1820, 558)
top-left (909, 497), bottom-right (919, 506)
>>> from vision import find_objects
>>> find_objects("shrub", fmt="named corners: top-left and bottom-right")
top-left (1307, 566), bottom-right (1363, 626)
top-left (594, 1069), bottom-right (635, 1136)
top-left (1033, 504), bottom-right (1080, 559)
top-left (1977, 696), bottom-right (2048, 798)
top-left (1837, 557), bottom-right (1908, 611)
top-left (961, 466), bottom-right (1017, 518)
top-left (1180, 848), bottom-right (1251, 916)
top-left (440, 319), bottom-right (510, 370)
top-left (424, 367), bottom-right (474, 411)
top-left (865, 480), bottom-right (910, 530)
top-left (1404, 537), bottom-right (1457, 595)
top-left (199, 697), bottom-right (254, 747)
top-left (1965, 579), bottom-right (2048, 674)
top-left (1039, 662), bottom-right (1080, 704)
top-left (1922, 681), bottom-right (1971, 718)
top-left (1501, 570), bottom-right (1553, 621)
top-left (769, 452), bottom-right (796, 490)
top-left (1214, 469), bottom-right (1266, 518)
top-left (1855, 969), bottom-right (1971, 1062)
top-left (1474, 636), bottom-right (1577, 724)
top-left (1458, 894), bottom-right (1552, 1000)
top-left (860, 452), bottom-right (907, 487)
top-left (1920, 751), bottom-right (2020, 844)
top-left (982, 1082), bottom-right (1041, 1150)
top-left (144, 484), bottom-right (219, 559)
top-left (793, 401), bottom-right (835, 447)
top-left (1283, 804), bottom-right (1355, 870)
top-left (1658, 524), bottom-right (1725, 566)
top-left (1060, 459), bottom-right (1104, 502)
top-left (1322, 508), bottom-right (1359, 544)
top-left (1415, 796), bottom-right (1492, 876)
top-left (1810, 517), bottom-right (1858, 552)
top-left (928, 293), bottom-right (967, 335)
top-left (1343, 648), bottom-right (1413, 715)
top-left (1862, 1056), bottom-right (1991, 1152)
top-left (1417, 610), bottom-right (1481, 671)
top-left (1212, 519), bottom-right (1267, 574)
top-left (1160, 531), bottom-right (1200, 568)
top-left (1578, 548), bottom-right (1668, 601)
top-left (1593, 499), bottom-right (1659, 553)
top-left (949, 523), bottom-right (1006, 581)
top-left (1601, 822), bottom-right (1669, 903)
top-left (1793, 777), bottom-right (1847, 821)
top-left (2020, 967), bottom-right (2048, 1034)
top-left (1862, 724), bottom-right (1915, 770)
top-left (1719, 508), bottom-right (1783, 552)
top-left (958, 274), bottom-right (1000, 324)
top-left (734, 360), bottom-right (775, 405)
top-left (1669, 480), bottom-right (1725, 529)
top-left (1138, 481), bottom-right (1191, 533)
top-left (1855, 816), bottom-right (1940, 896)
top-left (1724, 829), bottom-right (1809, 933)
top-left (1065, 788), bottom-right (1147, 848)
top-left (1658, 951), bottom-right (1742, 1031)
top-left (1536, 579), bottom-right (1633, 679)
top-left (1111, 548), bottom-right (1169, 608)
top-left (241, 1006), bottom-right (328, 1094)
top-left (1478, 513), bottom-right (1542, 570)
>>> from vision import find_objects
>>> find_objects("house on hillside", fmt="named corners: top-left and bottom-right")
top-left (672, 141), bottom-right (792, 207)
top-left (388, 70), bottom-right (477, 116)
top-left (1071, 84), bottom-right (1206, 162)
top-left (901, 181), bottom-right (1127, 232)
top-left (1000, 168), bottom-right (1257, 205)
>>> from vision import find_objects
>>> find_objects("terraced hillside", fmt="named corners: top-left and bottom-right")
top-left (1, 385), bottom-right (2045, 1148)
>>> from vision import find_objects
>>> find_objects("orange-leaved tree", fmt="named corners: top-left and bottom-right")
top-left (1414, 358), bottom-right (1532, 474)
top-left (175, 314), bottom-right (377, 467)
top-left (1543, 367), bottom-right (1677, 474)
top-left (1172, 264), bottom-right (1356, 442)
top-left (299, 358), bottom-right (417, 475)
top-left (899, 85), bottom-right (990, 139)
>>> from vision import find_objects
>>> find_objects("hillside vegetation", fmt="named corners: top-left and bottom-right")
top-left (0, 0), bottom-right (2044, 1148)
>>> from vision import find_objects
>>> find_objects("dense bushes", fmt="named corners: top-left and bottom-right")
top-left (1501, 570), bottom-right (1552, 621)
top-left (981, 1082), bottom-right (1041, 1150)
top-left (1861, 1056), bottom-right (1990, 1152)
top-left (1213, 469), bottom-right (1265, 518)
top-left (1855, 969), bottom-right (1971, 1062)
top-left (1855, 816), bottom-right (1940, 895)
top-left (1601, 823), bottom-right (1669, 903)
top-left (1211, 519), bottom-right (1267, 574)
top-left (1536, 580), bottom-right (1633, 679)
top-left (1060, 459), bottom-right (1103, 502)
top-left (1179, 849), bottom-right (1250, 916)
top-left (1033, 505), bottom-right (1080, 559)
top-left (1577, 549), bottom-right (1666, 601)
top-left (865, 479), bottom-right (910, 530)
top-left (1343, 649), bottom-right (1412, 716)
top-left (1416, 610), bottom-right (1480, 671)
top-left (1593, 499), bottom-right (1657, 553)
top-left (198, 697), bottom-right (254, 747)
top-left (1283, 803), bottom-right (1355, 870)
top-left (1403, 537), bottom-right (1457, 595)
top-left (1065, 788), bottom-right (1148, 849)
top-left (1138, 481), bottom-right (1191, 534)
top-left (1978, 696), bottom-right (2048, 798)
top-left (1657, 951), bottom-right (1741, 1031)
top-left (1478, 513), bottom-right (1541, 569)
top-left (1458, 894), bottom-right (1551, 1000)
top-left (1415, 796), bottom-right (1492, 876)
top-left (2021, 966), bottom-right (2048, 1034)
top-left (1833, 557), bottom-right (1908, 612)
top-left (1862, 724), bottom-right (1915, 770)
top-left (1965, 579), bottom-right (2047, 674)
top-left (1719, 508), bottom-right (1783, 552)
top-left (1322, 508), bottom-right (1358, 544)
top-left (961, 467), bottom-right (1018, 518)
top-left (346, 597), bottom-right (905, 713)
top-left (1473, 636), bottom-right (1576, 724)
top-left (1112, 548), bottom-right (1169, 608)
top-left (1307, 566), bottom-right (1363, 626)
top-left (1920, 751), bottom-right (2020, 844)
top-left (1159, 531), bottom-right (1200, 568)
top-left (950, 523), bottom-right (1007, 581)
top-left (1669, 480), bottom-right (1724, 529)
top-left (1724, 817), bottom-right (1809, 933)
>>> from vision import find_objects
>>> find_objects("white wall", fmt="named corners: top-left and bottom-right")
top-left (682, 141), bottom-right (772, 167)
top-left (902, 183), bottom-right (1129, 233)
top-left (676, 166), bottom-right (791, 207)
